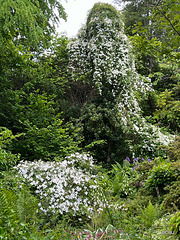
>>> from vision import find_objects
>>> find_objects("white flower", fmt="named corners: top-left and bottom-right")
top-left (14, 153), bottom-right (102, 219)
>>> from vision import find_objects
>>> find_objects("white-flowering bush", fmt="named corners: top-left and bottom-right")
top-left (68, 3), bottom-right (172, 157)
top-left (14, 153), bottom-right (103, 219)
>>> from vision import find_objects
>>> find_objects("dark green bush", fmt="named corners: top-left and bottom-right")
top-left (145, 162), bottom-right (176, 196)
top-left (163, 176), bottom-right (180, 212)
top-left (166, 137), bottom-right (180, 162)
top-left (13, 118), bottom-right (82, 160)
top-left (0, 127), bottom-right (20, 172)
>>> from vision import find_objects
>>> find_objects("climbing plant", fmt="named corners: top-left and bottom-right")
top-left (68, 3), bottom-right (172, 163)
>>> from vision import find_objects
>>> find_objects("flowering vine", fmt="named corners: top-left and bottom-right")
top-left (68, 3), bottom-right (173, 157)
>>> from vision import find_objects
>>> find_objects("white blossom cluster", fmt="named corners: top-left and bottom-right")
top-left (68, 3), bottom-right (172, 156)
top-left (14, 153), bottom-right (103, 217)
top-left (68, 6), bottom-right (151, 98)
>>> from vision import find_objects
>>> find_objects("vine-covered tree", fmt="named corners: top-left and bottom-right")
top-left (68, 3), bottom-right (172, 164)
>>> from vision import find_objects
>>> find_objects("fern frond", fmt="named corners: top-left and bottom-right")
top-left (0, 188), bottom-right (18, 227)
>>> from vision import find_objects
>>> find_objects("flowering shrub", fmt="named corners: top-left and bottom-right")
top-left (14, 153), bottom-right (103, 220)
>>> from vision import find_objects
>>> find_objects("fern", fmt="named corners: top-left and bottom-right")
top-left (140, 201), bottom-right (160, 228)
top-left (0, 189), bottom-right (8, 224)
top-left (17, 186), bottom-right (38, 225)
top-left (169, 211), bottom-right (180, 237)
top-left (0, 186), bottom-right (38, 239)
top-left (0, 188), bottom-right (18, 226)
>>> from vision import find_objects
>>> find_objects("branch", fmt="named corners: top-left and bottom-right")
top-left (150, 2), bottom-right (180, 36)
top-left (156, 6), bottom-right (180, 36)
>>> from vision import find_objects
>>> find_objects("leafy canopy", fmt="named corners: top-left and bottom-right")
top-left (0, 0), bottom-right (66, 48)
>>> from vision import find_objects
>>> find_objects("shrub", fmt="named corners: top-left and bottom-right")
top-left (169, 211), bottom-right (180, 237)
top-left (166, 137), bottom-right (180, 162)
top-left (125, 195), bottom-right (153, 217)
top-left (0, 127), bottom-right (20, 172)
top-left (13, 118), bottom-right (82, 161)
top-left (14, 153), bottom-right (103, 225)
top-left (163, 176), bottom-right (180, 212)
top-left (145, 161), bottom-right (175, 196)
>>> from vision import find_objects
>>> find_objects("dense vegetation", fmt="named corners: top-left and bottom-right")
top-left (0, 1), bottom-right (179, 239)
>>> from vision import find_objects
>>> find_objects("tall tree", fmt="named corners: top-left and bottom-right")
top-left (68, 3), bottom-right (171, 164)
top-left (115, 0), bottom-right (179, 72)
top-left (116, 0), bottom-right (180, 133)
top-left (0, 0), bottom-right (66, 49)
top-left (150, 0), bottom-right (180, 48)
top-left (0, 0), bottom-right (67, 130)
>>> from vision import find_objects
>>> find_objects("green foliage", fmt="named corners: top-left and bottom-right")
top-left (129, 33), bottom-right (161, 76)
top-left (109, 162), bottom-right (136, 198)
top-left (163, 177), bottom-right (180, 212)
top-left (0, 0), bottom-right (66, 48)
top-left (13, 118), bottom-right (82, 160)
top-left (161, 160), bottom-right (180, 212)
top-left (125, 194), bottom-right (154, 216)
top-left (0, 37), bottom-right (71, 131)
top-left (153, 90), bottom-right (180, 132)
top-left (166, 137), bottom-right (180, 161)
top-left (87, 3), bottom-right (122, 28)
top-left (80, 103), bottom-right (129, 164)
top-left (144, 214), bottom-right (177, 240)
top-left (89, 208), bottom-right (112, 230)
top-left (0, 33), bottom-right (82, 162)
top-left (0, 185), bottom-right (38, 239)
top-left (0, 127), bottom-right (20, 172)
top-left (169, 211), bottom-right (180, 237)
top-left (139, 201), bottom-right (160, 228)
top-left (120, 0), bottom-right (180, 132)
top-left (145, 161), bottom-right (176, 195)
top-left (151, 0), bottom-right (180, 48)
top-left (153, 53), bottom-right (180, 92)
